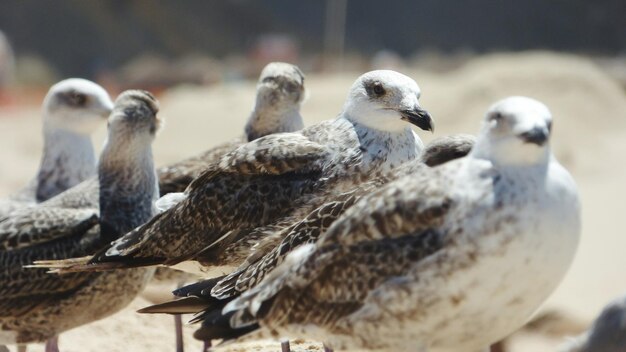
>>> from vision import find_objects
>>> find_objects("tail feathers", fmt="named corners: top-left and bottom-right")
top-left (210, 271), bottom-right (241, 299)
top-left (193, 309), bottom-right (260, 342)
top-left (138, 296), bottom-right (212, 314)
top-left (173, 276), bottom-right (226, 298)
top-left (29, 255), bottom-right (164, 274)
top-left (29, 255), bottom-right (92, 268)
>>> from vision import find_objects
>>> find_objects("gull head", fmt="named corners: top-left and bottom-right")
top-left (246, 62), bottom-right (306, 140)
top-left (43, 78), bottom-right (113, 135)
top-left (108, 90), bottom-right (161, 143)
top-left (474, 96), bottom-right (553, 166)
top-left (342, 70), bottom-right (433, 133)
top-left (256, 62), bottom-right (305, 108)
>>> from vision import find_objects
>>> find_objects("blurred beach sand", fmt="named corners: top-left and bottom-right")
top-left (1, 51), bottom-right (625, 351)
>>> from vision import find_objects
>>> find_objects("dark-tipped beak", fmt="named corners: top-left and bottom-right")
top-left (518, 127), bottom-right (549, 146)
top-left (400, 107), bottom-right (434, 132)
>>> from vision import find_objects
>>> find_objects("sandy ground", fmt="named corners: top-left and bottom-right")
top-left (1, 51), bottom-right (626, 351)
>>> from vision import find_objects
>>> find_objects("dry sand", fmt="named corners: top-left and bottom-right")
top-left (0, 51), bottom-right (625, 351)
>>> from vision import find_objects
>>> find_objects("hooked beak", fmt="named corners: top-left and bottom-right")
top-left (400, 107), bottom-right (434, 132)
top-left (518, 127), bottom-right (549, 146)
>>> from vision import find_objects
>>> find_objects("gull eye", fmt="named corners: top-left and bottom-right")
top-left (490, 112), bottom-right (503, 122)
top-left (70, 92), bottom-right (87, 106)
top-left (373, 83), bottom-right (385, 96)
top-left (262, 76), bottom-right (276, 84)
top-left (365, 81), bottom-right (386, 98)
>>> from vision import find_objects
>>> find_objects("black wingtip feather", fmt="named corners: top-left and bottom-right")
top-left (138, 296), bottom-right (212, 314)
top-left (173, 276), bottom-right (226, 298)
top-left (193, 309), bottom-right (260, 342)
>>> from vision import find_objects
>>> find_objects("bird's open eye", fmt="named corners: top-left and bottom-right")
top-left (262, 76), bottom-right (276, 84)
top-left (70, 92), bottom-right (87, 106)
top-left (372, 83), bottom-right (385, 96)
top-left (365, 81), bottom-right (386, 98)
top-left (490, 112), bottom-right (503, 122)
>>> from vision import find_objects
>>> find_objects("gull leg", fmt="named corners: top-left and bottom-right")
top-left (280, 339), bottom-right (290, 352)
top-left (323, 343), bottom-right (333, 352)
top-left (44, 336), bottom-right (59, 352)
top-left (174, 280), bottom-right (185, 352)
top-left (17, 346), bottom-right (27, 352)
top-left (490, 341), bottom-right (506, 352)
top-left (175, 313), bottom-right (184, 352)
top-left (202, 340), bottom-right (211, 352)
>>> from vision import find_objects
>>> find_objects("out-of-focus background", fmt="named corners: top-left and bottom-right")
top-left (0, 1), bottom-right (625, 351)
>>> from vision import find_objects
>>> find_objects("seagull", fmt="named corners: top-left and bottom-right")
top-left (47, 70), bottom-right (434, 277)
top-left (0, 90), bottom-right (160, 352)
top-left (176, 96), bottom-right (580, 352)
top-left (157, 62), bottom-right (306, 196)
top-left (560, 293), bottom-right (626, 352)
top-left (0, 78), bottom-right (112, 218)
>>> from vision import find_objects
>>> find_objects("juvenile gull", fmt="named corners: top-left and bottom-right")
top-left (185, 96), bottom-right (580, 352)
top-left (48, 70), bottom-right (434, 276)
top-left (0, 78), bottom-right (112, 218)
top-left (0, 90), bottom-right (160, 351)
top-left (157, 62), bottom-right (306, 196)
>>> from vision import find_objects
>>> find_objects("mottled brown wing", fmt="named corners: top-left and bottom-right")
top-left (262, 230), bottom-right (444, 328)
top-left (218, 133), bottom-right (329, 175)
top-left (319, 168), bottom-right (451, 247)
top-left (157, 139), bottom-right (243, 195)
top-left (211, 189), bottom-right (365, 299)
top-left (420, 134), bottom-right (475, 167)
top-left (228, 168), bottom-right (454, 327)
top-left (0, 226), bottom-right (102, 316)
top-left (0, 207), bottom-right (98, 251)
top-left (89, 167), bottom-right (321, 268)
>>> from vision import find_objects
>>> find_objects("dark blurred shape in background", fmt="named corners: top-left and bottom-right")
top-left (0, 0), bottom-right (624, 87)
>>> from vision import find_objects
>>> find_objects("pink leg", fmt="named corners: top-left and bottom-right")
top-left (280, 340), bottom-right (290, 352)
top-left (45, 336), bottom-right (59, 352)
top-left (323, 343), bottom-right (333, 352)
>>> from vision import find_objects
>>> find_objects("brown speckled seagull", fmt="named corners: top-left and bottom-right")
top-left (164, 97), bottom-right (580, 352)
top-left (0, 78), bottom-right (112, 218)
top-left (156, 62), bottom-right (306, 196)
top-left (0, 90), bottom-right (160, 351)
